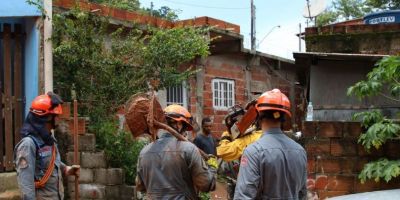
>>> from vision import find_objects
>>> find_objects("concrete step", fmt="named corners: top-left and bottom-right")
top-left (0, 189), bottom-right (21, 200)
top-left (67, 183), bottom-right (134, 200)
top-left (0, 172), bottom-right (18, 193)
top-left (67, 168), bottom-right (124, 185)
top-left (67, 133), bottom-right (96, 152)
top-left (68, 183), bottom-right (106, 199)
top-left (66, 151), bottom-right (107, 168)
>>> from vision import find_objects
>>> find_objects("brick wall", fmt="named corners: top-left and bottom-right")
top-left (201, 56), bottom-right (248, 137)
top-left (303, 121), bottom-right (400, 199)
top-left (305, 24), bottom-right (400, 54)
top-left (188, 55), bottom-right (304, 137)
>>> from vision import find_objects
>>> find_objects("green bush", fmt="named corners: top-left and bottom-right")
top-left (51, 7), bottom-right (209, 186)
top-left (93, 120), bottom-right (146, 185)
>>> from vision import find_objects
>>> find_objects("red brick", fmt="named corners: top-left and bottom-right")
top-left (354, 158), bottom-right (369, 173)
top-left (384, 141), bottom-right (400, 159)
top-left (333, 25), bottom-right (346, 34)
top-left (59, 102), bottom-right (71, 119)
top-left (316, 158), bottom-right (342, 173)
top-left (305, 139), bottom-right (331, 156)
top-left (380, 177), bottom-right (400, 190)
top-left (113, 9), bottom-right (127, 20)
top-left (203, 92), bottom-right (212, 100)
top-left (327, 175), bottom-right (355, 191)
top-left (343, 122), bottom-right (362, 138)
top-left (302, 121), bottom-right (317, 138)
top-left (316, 156), bottom-right (356, 174)
top-left (317, 190), bottom-right (350, 200)
top-left (357, 144), bottom-right (384, 157)
top-left (315, 174), bottom-right (329, 190)
top-left (317, 122), bottom-right (343, 138)
top-left (67, 118), bottom-right (86, 135)
top-left (340, 158), bottom-right (357, 174)
top-left (354, 179), bottom-right (381, 192)
top-left (307, 174), bottom-right (317, 190)
top-left (330, 139), bottom-right (357, 156)
top-left (203, 99), bottom-right (213, 108)
top-left (78, 1), bottom-right (91, 10)
top-left (203, 108), bottom-right (214, 116)
top-left (308, 157), bottom-right (316, 174)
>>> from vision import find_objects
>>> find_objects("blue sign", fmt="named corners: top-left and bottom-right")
top-left (364, 10), bottom-right (400, 24)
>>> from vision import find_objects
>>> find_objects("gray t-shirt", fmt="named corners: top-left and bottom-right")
top-left (193, 133), bottom-right (216, 156)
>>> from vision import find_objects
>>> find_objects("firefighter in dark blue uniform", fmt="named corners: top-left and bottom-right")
top-left (14, 93), bottom-right (80, 200)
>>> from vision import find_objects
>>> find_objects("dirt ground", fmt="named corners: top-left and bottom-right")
top-left (210, 180), bottom-right (228, 200)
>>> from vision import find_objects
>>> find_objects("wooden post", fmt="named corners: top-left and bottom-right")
top-left (14, 24), bottom-right (23, 144)
top-left (0, 26), bottom-right (3, 172)
top-left (73, 100), bottom-right (79, 199)
top-left (3, 24), bottom-right (13, 171)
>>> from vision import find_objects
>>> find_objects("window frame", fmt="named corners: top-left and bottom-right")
top-left (166, 81), bottom-right (188, 109)
top-left (212, 78), bottom-right (235, 111)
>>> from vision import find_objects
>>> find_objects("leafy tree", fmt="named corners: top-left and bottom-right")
top-left (366, 0), bottom-right (400, 10)
top-left (90, 0), bottom-right (179, 21)
top-left (317, 0), bottom-right (400, 26)
top-left (142, 6), bottom-right (180, 21)
top-left (53, 9), bottom-right (209, 121)
top-left (90, 0), bottom-right (140, 11)
top-left (333, 0), bottom-right (368, 20)
top-left (347, 56), bottom-right (400, 183)
top-left (317, 8), bottom-right (339, 26)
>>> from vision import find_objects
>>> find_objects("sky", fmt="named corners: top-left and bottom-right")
top-left (139, 0), bottom-right (333, 59)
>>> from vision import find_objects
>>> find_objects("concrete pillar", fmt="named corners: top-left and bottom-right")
top-left (195, 58), bottom-right (206, 124)
top-left (44, 0), bottom-right (53, 92)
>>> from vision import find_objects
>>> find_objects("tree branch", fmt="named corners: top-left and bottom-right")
top-left (392, 78), bottom-right (400, 85)
top-left (379, 92), bottom-right (400, 102)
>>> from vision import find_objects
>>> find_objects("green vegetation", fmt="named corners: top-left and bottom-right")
top-left (90, 0), bottom-right (140, 11)
top-left (317, 0), bottom-right (400, 26)
top-left (93, 120), bottom-right (146, 184)
top-left (89, 0), bottom-right (179, 20)
top-left (348, 56), bottom-right (400, 183)
top-left (52, 8), bottom-right (209, 183)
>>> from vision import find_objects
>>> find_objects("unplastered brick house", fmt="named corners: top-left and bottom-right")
top-left (53, 0), bottom-right (306, 137)
top-left (156, 30), bottom-right (304, 137)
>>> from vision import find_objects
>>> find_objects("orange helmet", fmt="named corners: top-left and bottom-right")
top-left (30, 94), bottom-right (63, 116)
top-left (255, 89), bottom-right (291, 118)
top-left (164, 104), bottom-right (193, 131)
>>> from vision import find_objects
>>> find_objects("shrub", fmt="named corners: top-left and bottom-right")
top-left (93, 119), bottom-right (146, 185)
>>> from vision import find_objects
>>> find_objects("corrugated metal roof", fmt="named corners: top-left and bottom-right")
top-left (293, 52), bottom-right (389, 61)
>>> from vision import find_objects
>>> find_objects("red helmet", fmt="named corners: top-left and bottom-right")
top-left (255, 89), bottom-right (291, 118)
top-left (164, 104), bottom-right (193, 131)
top-left (30, 94), bottom-right (63, 116)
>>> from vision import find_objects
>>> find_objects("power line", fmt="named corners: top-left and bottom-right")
top-left (162, 0), bottom-right (250, 10)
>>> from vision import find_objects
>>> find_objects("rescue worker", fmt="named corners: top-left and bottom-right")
top-left (234, 89), bottom-right (307, 199)
top-left (14, 92), bottom-right (80, 200)
top-left (217, 127), bottom-right (262, 199)
top-left (217, 129), bottom-right (262, 162)
top-left (135, 104), bottom-right (216, 199)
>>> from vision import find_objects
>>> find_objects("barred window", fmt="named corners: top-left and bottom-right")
top-left (166, 82), bottom-right (188, 108)
top-left (212, 78), bottom-right (235, 110)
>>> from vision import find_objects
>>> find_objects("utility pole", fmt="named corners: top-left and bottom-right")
top-left (150, 2), bottom-right (154, 16)
top-left (250, 0), bottom-right (256, 52)
top-left (44, 0), bottom-right (53, 92)
top-left (299, 23), bottom-right (302, 52)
